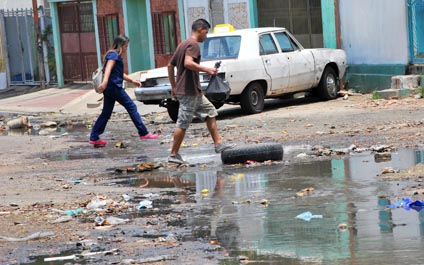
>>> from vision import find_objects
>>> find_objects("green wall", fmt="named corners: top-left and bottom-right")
top-left (124, 0), bottom-right (154, 72)
top-left (321, 0), bottom-right (337, 49)
top-left (345, 65), bottom-right (407, 93)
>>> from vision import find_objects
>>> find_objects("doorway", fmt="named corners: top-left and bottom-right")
top-left (58, 1), bottom-right (96, 82)
top-left (408, 0), bottom-right (424, 64)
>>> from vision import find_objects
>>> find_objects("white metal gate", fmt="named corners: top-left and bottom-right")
top-left (0, 7), bottom-right (53, 87)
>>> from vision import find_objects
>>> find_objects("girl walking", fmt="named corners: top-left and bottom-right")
top-left (89, 35), bottom-right (158, 146)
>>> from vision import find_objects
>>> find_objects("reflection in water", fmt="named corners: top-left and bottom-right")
top-left (179, 148), bottom-right (424, 264)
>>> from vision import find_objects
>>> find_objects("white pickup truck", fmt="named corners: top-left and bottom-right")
top-left (134, 27), bottom-right (347, 121)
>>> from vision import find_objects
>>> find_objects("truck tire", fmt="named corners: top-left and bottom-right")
top-left (240, 82), bottom-right (264, 114)
top-left (221, 143), bottom-right (284, 164)
top-left (317, 67), bottom-right (339, 100)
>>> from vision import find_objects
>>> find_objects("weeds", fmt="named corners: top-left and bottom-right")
top-left (371, 91), bottom-right (382, 100)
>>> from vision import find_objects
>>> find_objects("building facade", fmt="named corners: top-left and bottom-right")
top-left (47, 0), bottom-right (341, 88)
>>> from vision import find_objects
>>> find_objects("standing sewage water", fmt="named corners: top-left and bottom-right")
top-left (114, 147), bottom-right (424, 265)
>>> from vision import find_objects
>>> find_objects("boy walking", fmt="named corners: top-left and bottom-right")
top-left (167, 19), bottom-right (234, 164)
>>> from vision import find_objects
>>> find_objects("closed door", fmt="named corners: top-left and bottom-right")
top-left (58, 1), bottom-right (96, 82)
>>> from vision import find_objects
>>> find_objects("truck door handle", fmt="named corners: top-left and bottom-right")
top-left (265, 59), bottom-right (271, 64)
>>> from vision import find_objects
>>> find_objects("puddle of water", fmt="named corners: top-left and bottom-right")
top-left (109, 147), bottom-right (424, 264)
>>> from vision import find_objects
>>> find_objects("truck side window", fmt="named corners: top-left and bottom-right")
top-left (259, 34), bottom-right (278, 55)
top-left (274, 32), bottom-right (298, 52)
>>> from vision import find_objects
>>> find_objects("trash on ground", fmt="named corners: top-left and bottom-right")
top-left (95, 216), bottom-right (129, 226)
top-left (122, 194), bottom-right (131, 201)
top-left (296, 187), bottom-right (315, 197)
top-left (0, 231), bottom-right (54, 242)
top-left (86, 197), bottom-right (115, 210)
top-left (65, 207), bottom-right (84, 216)
top-left (387, 198), bottom-right (424, 212)
top-left (296, 211), bottom-right (323, 221)
top-left (121, 255), bottom-right (174, 264)
top-left (115, 162), bottom-right (163, 173)
top-left (115, 141), bottom-right (128, 148)
top-left (260, 199), bottom-right (270, 206)
top-left (44, 248), bottom-right (119, 262)
top-left (6, 116), bottom-right (29, 129)
top-left (40, 121), bottom-right (57, 128)
top-left (50, 215), bottom-right (73, 224)
top-left (106, 216), bottom-right (130, 225)
top-left (138, 200), bottom-right (153, 209)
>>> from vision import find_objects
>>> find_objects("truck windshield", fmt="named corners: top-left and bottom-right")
top-left (200, 36), bottom-right (241, 61)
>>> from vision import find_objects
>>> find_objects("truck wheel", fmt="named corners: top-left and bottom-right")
top-left (162, 99), bottom-right (179, 122)
top-left (240, 82), bottom-right (265, 114)
top-left (317, 67), bottom-right (339, 100)
top-left (221, 143), bottom-right (284, 164)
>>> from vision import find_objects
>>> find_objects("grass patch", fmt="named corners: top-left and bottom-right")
top-left (371, 91), bottom-right (382, 100)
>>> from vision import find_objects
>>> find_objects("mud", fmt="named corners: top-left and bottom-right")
top-left (1, 93), bottom-right (424, 264)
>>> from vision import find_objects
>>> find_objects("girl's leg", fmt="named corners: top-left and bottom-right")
top-left (90, 93), bottom-right (115, 141)
top-left (116, 89), bottom-right (148, 136)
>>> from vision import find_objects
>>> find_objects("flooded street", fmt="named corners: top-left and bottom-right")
top-left (2, 94), bottom-right (424, 264)
top-left (120, 146), bottom-right (424, 264)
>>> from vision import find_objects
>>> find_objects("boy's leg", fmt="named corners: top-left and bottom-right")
top-left (206, 116), bottom-right (222, 146)
top-left (170, 127), bottom-right (186, 156)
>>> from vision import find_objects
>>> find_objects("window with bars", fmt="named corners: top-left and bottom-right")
top-left (152, 11), bottom-right (177, 55)
top-left (97, 14), bottom-right (119, 55)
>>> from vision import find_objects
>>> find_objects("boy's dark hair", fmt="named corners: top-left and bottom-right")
top-left (192, 18), bottom-right (211, 32)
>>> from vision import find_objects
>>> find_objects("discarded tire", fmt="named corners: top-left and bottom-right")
top-left (221, 143), bottom-right (284, 164)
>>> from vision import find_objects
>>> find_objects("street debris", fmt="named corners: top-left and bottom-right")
top-left (296, 187), bottom-right (315, 197)
top-left (115, 141), bottom-right (128, 148)
top-left (94, 216), bottom-right (129, 226)
top-left (44, 248), bottom-right (119, 262)
top-left (40, 121), bottom-right (57, 128)
top-left (121, 255), bottom-right (175, 264)
top-left (49, 215), bottom-right (73, 224)
top-left (0, 231), bottom-right (54, 242)
top-left (6, 116), bottom-right (29, 129)
top-left (115, 162), bottom-right (163, 173)
top-left (260, 199), bottom-right (270, 206)
top-left (138, 200), bottom-right (153, 209)
top-left (387, 198), bottom-right (424, 212)
top-left (296, 211), bottom-right (323, 221)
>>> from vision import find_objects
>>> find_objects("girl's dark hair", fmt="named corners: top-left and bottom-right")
top-left (103, 35), bottom-right (129, 61)
top-left (192, 18), bottom-right (211, 32)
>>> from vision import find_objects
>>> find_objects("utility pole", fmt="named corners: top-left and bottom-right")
top-left (32, 0), bottom-right (45, 89)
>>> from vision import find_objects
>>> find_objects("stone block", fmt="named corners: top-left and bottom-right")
top-left (391, 75), bottom-right (421, 90)
top-left (375, 88), bottom-right (418, 100)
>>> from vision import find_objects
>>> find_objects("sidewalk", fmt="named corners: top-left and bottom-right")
top-left (0, 84), bottom-right (165, 116)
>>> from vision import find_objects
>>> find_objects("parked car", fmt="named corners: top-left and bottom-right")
top-left (135, 27), bottom-right (347, 121)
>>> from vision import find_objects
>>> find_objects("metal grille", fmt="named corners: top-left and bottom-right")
top-left (152, 11), bottom-right (177, 55)
top-left (257, 0), bottom-right (323, 48)
top-left (58, 2), bottom-right (96, 82)
top-left (0, 8), bottom-right (36, 84)
top-left (97, 14), bottom-right (119, 56)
